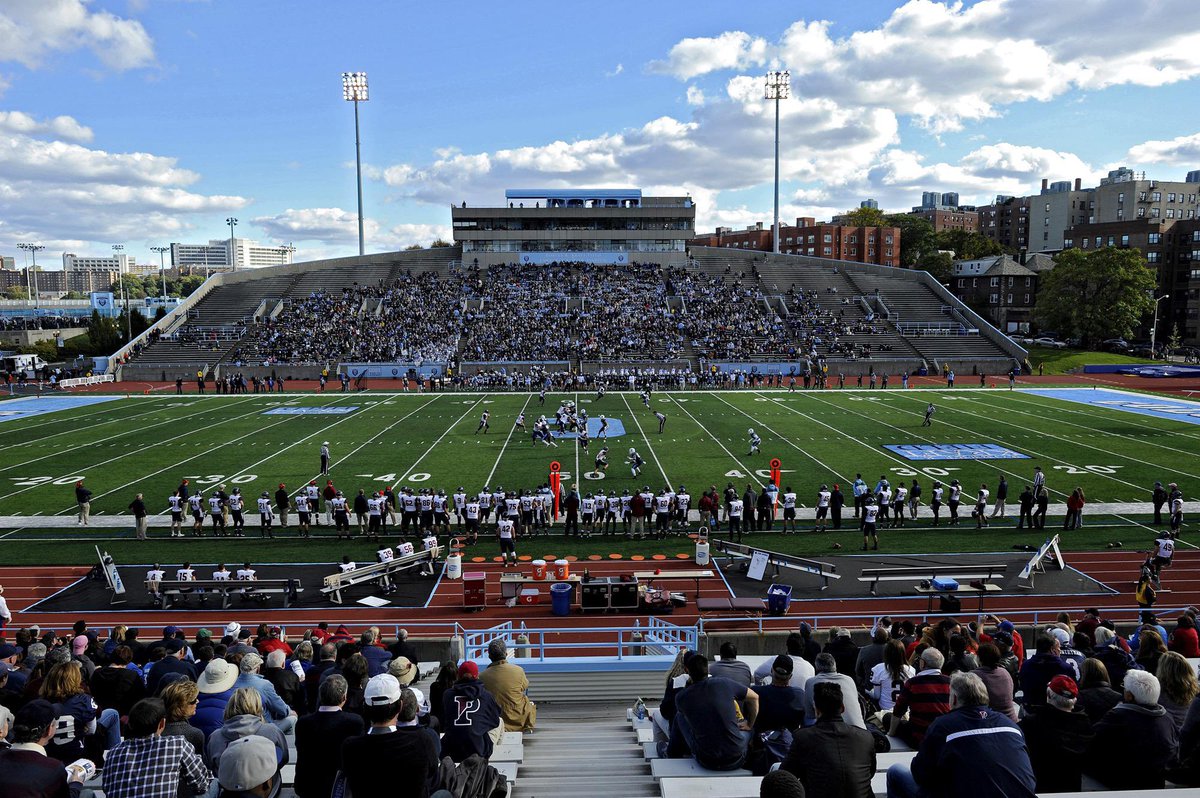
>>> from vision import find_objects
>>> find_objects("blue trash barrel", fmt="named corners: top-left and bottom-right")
top-left (767, 584), bottom-right (792, 616)
top-left (550, 582), bottom-right (573, 616)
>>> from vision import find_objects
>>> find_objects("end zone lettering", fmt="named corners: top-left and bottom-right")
top-left (884, 443), bottom-right (1029, 461)
top-left (263, 406), bottom-right (359, 415)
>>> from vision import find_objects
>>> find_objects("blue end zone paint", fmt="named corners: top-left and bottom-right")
top-left (263, 406), bottom-right (359, 415)
top-left (1023, 388), bottom-right (1200, 425)
top-left (552, 418), bottom-right (626, 439)
top-left (884, 443), bottom-right (1029, 461)
top-left (0, 395), bottom-right (121, 423)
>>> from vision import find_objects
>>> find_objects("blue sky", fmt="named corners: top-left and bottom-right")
top-left (1, 0), bottom-right (1198, 267)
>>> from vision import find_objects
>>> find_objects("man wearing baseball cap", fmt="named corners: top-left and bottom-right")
top-left (1018, 675), bottom-right (1093, 793)
top-left (440, 660), bottom-right (501, 762)
top-left (340, 674), bottom-right (440, 797)
top-left (216, 735), bottom-right (279, 798)
top-left (886, 672), bottom-right (1035, 798)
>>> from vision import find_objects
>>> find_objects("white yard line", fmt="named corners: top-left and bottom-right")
top-left (49, 395), bottom-right (356, 516)
top-left (0, 396), bottom-right (262, 475)
top-left (885, 391), bottom-right (1150, 495)
top-left (620, 393), bottom-right (670, 486)
top-left (711, 393), bottom-right (852, 483)
top-left (0, 397), bottom-right (277, 505)
top-left (667, 393), bottom-right (767, 486)
top-left (391, 396), bottom-right (489, 491)
top-left (573, 391), bottom-right (581, 485)
top-left (485, 394), bottom-right (531, 488)
top-left (289, 395), bottom-right (442, 498)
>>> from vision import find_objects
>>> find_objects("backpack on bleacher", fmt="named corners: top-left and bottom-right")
top-left (443, 753), bottom-right (507, 798)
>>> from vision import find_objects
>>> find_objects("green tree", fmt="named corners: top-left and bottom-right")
top-left (935, 229), bottom-right (1002, 261)
top-left (112, 274), bottom-right (147, 299)
top-left (883, 213), bottom-right (936, 267)
top-left (430, 239), bottom-right (453, 248)
top-left (5, 285), bottom-right (28, 300)
top-left (1034, 247), bottom-right (1156, 348)
top-left (843, 206), bottom-right (886, 227)
top-left (86, 309), bottom-right (121, 352)
top-left (404, 244), bottom-right (423, 251)
top-left (178, 275), bottom-right (205, 297)
top-left (919, 251), bottom-right (955, 284)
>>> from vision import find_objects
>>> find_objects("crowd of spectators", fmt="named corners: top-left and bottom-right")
top-left (651, 608), bottom-right (1200, 798)
top-left (0, 620), bottom-right (534, 798)
top-left (0, 316), bottom-right (83, 331)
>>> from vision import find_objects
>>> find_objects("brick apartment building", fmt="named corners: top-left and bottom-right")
top-left (949, 253), bottom-right (1054, 334)
top-left (907, 207), bottom-right (980, 233)
top-left (978, 195), bottom-right (1031, 251)
top-left (692, 218), bottom-right (900, 266)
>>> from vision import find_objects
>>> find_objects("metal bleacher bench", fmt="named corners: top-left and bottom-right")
top-left (858, 563), bottom-right (1007, 596)
top-left (321, 545), bottom-right (442, 604)
top-left (145, 578), bottom-right (302, 609)
top-left (710, 538), bottom-right (840, 590)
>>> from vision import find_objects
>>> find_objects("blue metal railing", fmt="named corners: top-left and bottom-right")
top-left (462, 618), bottom-right (698, 662)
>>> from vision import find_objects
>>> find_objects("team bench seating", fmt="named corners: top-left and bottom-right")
top-left (321, 545), bottom-right (443, 604)
top-left (858, 563), bottom-right (1007, 595)
top-left (710, 539), bottom-right (840, 590)
top-left (146, 579), bottom-right (302, 609)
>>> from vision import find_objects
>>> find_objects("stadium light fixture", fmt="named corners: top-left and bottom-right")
top-left (17, 242), bottom-right (44, 309)
top-left (1151, 293), bottom-right (1170, 357)
top-left (226, 217), bottom-right (238, 271)
top-left (764, 70), bottom-right (791, 255)
top-left (342, 71), bottom-right (369, 257)
top-left (113, 244), bottom-right (131, 341)
top-left (151, 245), bottom-right (170, 299)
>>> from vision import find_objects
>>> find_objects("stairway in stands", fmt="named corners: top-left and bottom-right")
top-left (511, 702), bottom-right (658, 798)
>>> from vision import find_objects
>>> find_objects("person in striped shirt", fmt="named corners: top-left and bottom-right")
top-left (886, 647), bottom-right (951, 748)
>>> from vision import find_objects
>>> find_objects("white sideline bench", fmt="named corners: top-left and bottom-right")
top-left (321, 545), bottom-right (442, 603)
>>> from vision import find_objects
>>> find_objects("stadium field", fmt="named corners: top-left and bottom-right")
top-left (0, 387), bottom-right (1194, 565)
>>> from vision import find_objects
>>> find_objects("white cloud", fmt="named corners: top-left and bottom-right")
top-left (1127, 132), bottom-right (1200, 167)
top-left (250, 207), bottom-right (451, 252)
top-left (605, 63), bottom-right (624, 77)
top-left (0, 0), bottom-right (156, 72)
top-left (0, 110), bottom-right (93, 142)
top-left (649, 1), bottom-right (1200, 133)
top-left (0, 114), bottom-right (247, 254)
top-left (685, 85), bottom-right (705, 106)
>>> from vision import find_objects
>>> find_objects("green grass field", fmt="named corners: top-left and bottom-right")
top-left (0, 387), bottom-right (1194, 565)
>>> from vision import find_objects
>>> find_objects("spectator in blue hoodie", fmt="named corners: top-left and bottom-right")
top-left (1018, 635), bottom-right (1074, 707)
top-left (439, 661), bottom-right (501, 762)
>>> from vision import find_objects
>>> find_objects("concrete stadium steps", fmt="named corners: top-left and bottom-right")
top-left (526, 668), bottom-right (670, 705)
top-left (511, 704), bottom-right (658, 798)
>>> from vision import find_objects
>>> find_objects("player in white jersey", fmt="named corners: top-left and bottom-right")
top-left (594, 446), bottom-right (609, 477)
top-left (208, 494), bottom-right (227, 535)
top-left (861, 498), bottom-right (880, 550)
top-left (973, 484), bottom-right (990, 529)
top-left (922, 403), bottom-right (935, 426)
top-left (465, 497), bottom-right (481, 544)
top-left (892, 484), bottom-right (908, 528)
top-left (366, 492), bottom-right (383, 541)
top-left (236, 562), bottom-right (260, 602)
top-left (305, 481), bottom-right (321, 526)
top-left (675, 487), bottom-right (691, 528)
top-left (478, 488), bottom-right (493, 524)
top-left (620, 491), bottom-right (632, 535)
top-left (257, 492), bottom-right (274, 537)
top-left (593, 491), bottom-right (608, 536)
top-left (877, 485), bottom-right (892, 523)
top-left (748, 429), bottom-right (761, 455)
top-left (597, 415), bottom-right (609, 439)
top-left (175, 562), bottom-right (196, 603)
top-left (339, 556), bottom-right (356, 573)
top-left (581, 494), bottom-right (596, 535)
top-left (947, 480), bottom-right (962, 526)
top-left (167, 491), bottom-right (184, 537)
top-left (641, 390), bottom-right (651, 408)
top-left (815, 485), bottom-right (831, 532)
top-left (475, 409), bottom-right (490, 434)
top-left (331, 491), bottom-right (350, 538)
top-left (295, 493), bottom-right (311, 538)
top-left (782, 487), bottom-right (798, 534)
top-left (654, 490), bottom-right (673, 538)
top-left (1169, 488), bottom-right (1184, 535)
top-left (212, 563), bottom-right (232, 581)
top-left (229, 488), bottom-right (246, 535)
top-left (497, 516), bottom-right (517, 565)
top-left (538, 388), bottom-right (546, 407)
top-left (146, 564), bottom-right (165, 601)
top-left (514, 412), bottom-right (526, 432)
top-left (654, 411), bottom-right (667, 434)
top-left (453, 488), bottom-right (467, 530)
top-left (729, 497), bottom-right (745, 542)
top-left (930, 482), bottom-right (945, 526)
top-left (189, 493), bottom-right (204, 535)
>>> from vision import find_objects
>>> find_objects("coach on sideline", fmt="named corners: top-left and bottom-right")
top-left (76, 481), bottom-right (92, 527)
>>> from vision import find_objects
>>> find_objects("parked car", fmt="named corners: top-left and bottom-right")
top-left (1100, 338), bottom-right (1130, 353)
top-left (1033, 337), bottom-right (1067, 349)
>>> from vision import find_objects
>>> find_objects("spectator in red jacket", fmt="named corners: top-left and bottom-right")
top-left (1170, 615), bottom-right (1200, 658)
top-left (256, 627), bottom-right (293, 658)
